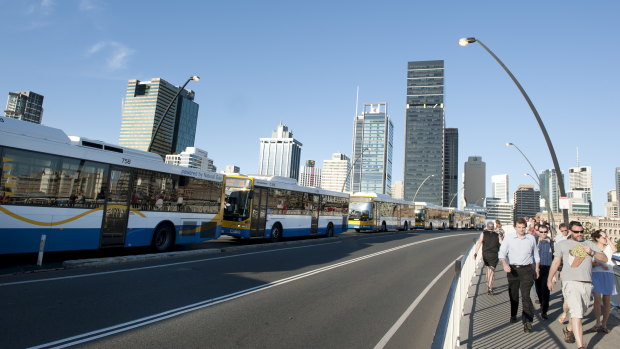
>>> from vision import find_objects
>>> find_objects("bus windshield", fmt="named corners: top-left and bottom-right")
top-left (223, 177), bottom-right (253, 221)
top-left (348, 202), bottom-right (372, 221)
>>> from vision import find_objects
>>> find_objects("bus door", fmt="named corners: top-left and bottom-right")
top-left (309, 194), bottom-right (319, 235)
top-left (250, 187), bottom-right (268, 237)
top-left (100, 167), bottom-right (132, 247)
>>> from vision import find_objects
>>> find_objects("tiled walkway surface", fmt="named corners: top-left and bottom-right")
top-left (459, 264), bottom-right (620, 348)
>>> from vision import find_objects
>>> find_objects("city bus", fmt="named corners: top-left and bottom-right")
top-left (0, 116), bottom-right (224, 254)
top-left (220, 175), bottom-right (349, 241)
top-left (468, 211), bottom-right (486, 229)
top-left (348, 192), bottom-right (415, 232)
top-left (413, 202), bottom-right (450, 230)
top-left (448, 208), bottom-right (469, 230)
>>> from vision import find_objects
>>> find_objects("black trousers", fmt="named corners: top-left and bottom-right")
top-left (534, 265), bottom-right (551, 314)
top-left (507, 265), bottom-right (535, 323)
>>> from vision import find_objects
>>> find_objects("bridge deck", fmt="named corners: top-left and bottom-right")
top-left (459, 263), bottom-right (619, 348)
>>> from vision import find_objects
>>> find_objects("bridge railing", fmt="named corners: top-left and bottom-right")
top-left (612, 254), bottom-right (620, 308)
top-left (431, 239), bottom-right (480, 349)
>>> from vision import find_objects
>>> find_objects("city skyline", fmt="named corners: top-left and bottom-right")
top-left (1, 1), bottom-right (619, 216)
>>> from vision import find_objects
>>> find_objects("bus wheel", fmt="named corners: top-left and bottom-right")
top-left (152, 224), bottom-right (175, 252)
top-left (354, 228), bottom-right (361, 233)
top-left (270, 224), bottom-right (282, 242)
top-left (403, 222), bottom-right (408, 231)
top-left (326, 223), bottom-right (334, 237)
top-left (381, 222), bottom-right (387, 232)
top-left (429, 223), bottom-right (433, 230)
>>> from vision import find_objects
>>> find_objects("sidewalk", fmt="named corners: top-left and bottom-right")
top-left (459, 263), bottom-right (620, 348)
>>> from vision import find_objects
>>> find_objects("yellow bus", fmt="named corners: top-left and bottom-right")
top-left (348, 192), bottom-right (415, 232)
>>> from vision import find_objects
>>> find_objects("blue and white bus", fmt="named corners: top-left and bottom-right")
top-left (0, 117), bottom-right (224, 254)
top-left (347, 192), bottom-right (416, 232)
top-left (413, 202), bottom-right (450, 230)
top-left (220, 175), bottom-right (349, 241)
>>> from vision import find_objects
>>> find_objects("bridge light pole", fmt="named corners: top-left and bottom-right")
top-left (505, 142), bottom-right (556, 233)
top-left (342, 148), bottom-right (371, 193)
top-left (147, 75), bottom-right (201, 156)
top-left (413, 174), bottom-right (435, 203)
top-left (459, 37), bottom-right (568, 225)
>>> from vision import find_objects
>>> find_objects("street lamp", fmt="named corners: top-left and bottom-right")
top-left (448, 186), bottom-right (464, 208)
top-left (506, 142), bottom-right (556, 232)
top-left (412, 174), bottom-right (435, 203)
top-left (147, 75), bottom-right (201, 155)
top-left (459, 37), bottom-right (568, 225)
top-left (342, 148), bottom-right (371, 193)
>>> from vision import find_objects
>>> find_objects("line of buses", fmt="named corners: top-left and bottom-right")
top-left (0, 117), bottom-right (484, 255)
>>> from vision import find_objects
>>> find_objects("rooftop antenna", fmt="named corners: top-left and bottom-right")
top-left (355, 86), bottom-right (359, 117)
top-left (576, 147), bottom-right (580, 167)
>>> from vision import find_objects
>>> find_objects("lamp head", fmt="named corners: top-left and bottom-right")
top-left (190, 76), bottom-right (201, 81)
top-left (458, 37), bottom-right (477, 46)
top-left (505, 142), bottom-right (513, 147)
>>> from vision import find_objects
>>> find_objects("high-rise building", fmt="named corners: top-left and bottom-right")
top-left (443, 128), bottom-right (458, 207)
top-left (299, 160), bottom-right (321, 188)
top-left (486, 197), bottom-right (514, 227)
top-left (616, 168), bottom-right (620, 218)
top-left (225, 165), bottom-right (240, 174)
top-left (404, 60), bottom-right (445, 205)
top-left (569, 166), bottom-right (592, 215)
top-left (321, 153), bottom-right (350, 192)
top-left (4, 91), bottom-right (44, 124)
top-left (258, 123), bottom-right (302, 180)
top-left (539, 169), bottom-right (562, 213)
top-left (605, 189), bottom-right (618, 218)
top-left (392, 180), bottom-right (404, 199)
top-left (513, 184), bottom-right (540, 220)
top-left (464, 156), bottom-right (486, 206)
top-left (119, 78), bottom-right (199, 157)
top-left (491, 174), bottom-right (509, 203)
top-left (165, 147), bottom-right (215, 172)
top-left (352, 103), bottom-right (393, 194)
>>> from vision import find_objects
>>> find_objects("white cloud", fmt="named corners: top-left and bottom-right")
top-left (86, 41), bottom-right (135, 71)
top-left (26, 0), bottom-right (55, 16)
top-left (79, 0), bottom-right (103, 12)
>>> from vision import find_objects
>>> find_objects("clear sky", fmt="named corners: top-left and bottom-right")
top-left (2, 0), bottom-right (619, 216)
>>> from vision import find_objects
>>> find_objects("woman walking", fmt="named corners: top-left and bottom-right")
top-left (474, 221), bottom-right (502, 295)
top-left (588, 230), bottom-right (617, 334)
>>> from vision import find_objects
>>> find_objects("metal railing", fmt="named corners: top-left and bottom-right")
top-left (431, 240), bottom-right (480, 349)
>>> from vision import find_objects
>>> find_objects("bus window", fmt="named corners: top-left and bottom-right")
top-left (223, 177), bottom-right (252, 221)
top-left (349, 202), bottom-right (372, 220)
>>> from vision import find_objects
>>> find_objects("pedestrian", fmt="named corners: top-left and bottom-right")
top-left (474, 221), bottom-right (502, 295)
top-left (555, 222), bottom-right (571, 324)
top-left (588, 230), bottom-right (617, 334)
top-left (498, 218), bottom-right (540, 333)
top-left (534, 224), bottom-right (553, 320)
top-left (547, 221), bottom-right (607, 349)
top-left (495, 219), bottom-right (505, 241)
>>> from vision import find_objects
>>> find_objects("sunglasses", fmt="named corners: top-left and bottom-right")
top-left (571, 230), bottom-right (584, 233)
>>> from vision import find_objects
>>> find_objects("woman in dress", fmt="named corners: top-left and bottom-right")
top-left (473, 221), bottom-right (502, 295)
top-left (589, 230), bottom-right (617, 333)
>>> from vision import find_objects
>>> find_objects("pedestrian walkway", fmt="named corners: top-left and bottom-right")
top-left (459, 263), bottom-right (620, 348)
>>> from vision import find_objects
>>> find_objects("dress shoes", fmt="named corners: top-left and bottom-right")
top-left (510, 316), bottom-right (518, 323)
top-left (523, 322), bottom-right (533, 333)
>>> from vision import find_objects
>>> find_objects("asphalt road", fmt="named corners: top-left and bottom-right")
top-left (0, 230), bottom-right (478, 348)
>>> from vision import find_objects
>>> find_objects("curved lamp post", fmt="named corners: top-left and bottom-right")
top-left (459, 37), bottom-right (568, 225)
top-left (448, 186), bottom-right (464, 208)
top-left (412, 174), bottom-right (435, 203)
top-left (147, 75), bottom-right (201, 155)
top-left (342, 147), bottom-right (371, 193)
top-left (506, 142), bottom-right (556, 232)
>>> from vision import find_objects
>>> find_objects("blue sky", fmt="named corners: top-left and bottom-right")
top-left (1, 0), bottom-right (619, 216)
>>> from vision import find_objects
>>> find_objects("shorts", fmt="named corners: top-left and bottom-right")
top-left (562, 280), bottom-right (593, 318)
top-left (592, 272), bottom-right (618, 296)
top-left (482, 253), bottom-right (498, 268)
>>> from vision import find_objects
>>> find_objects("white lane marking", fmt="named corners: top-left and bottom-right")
top-left (373, 261), bottom-right (455, 349)
top-left (28, 233), bottom-right (475, 349)
top-left (0, 242), bottom-right (341, 287)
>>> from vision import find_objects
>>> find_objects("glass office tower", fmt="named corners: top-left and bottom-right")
top-left (119, 78), bottom-right (199, 157)
top-left (443, 128), bottom-right (459, 207)
top-left (352, 103), bottom-right (393, 194)
top-left (404, 60), bottom-right (445, 205)
top-left (4, 91), bottom-right (44, 124)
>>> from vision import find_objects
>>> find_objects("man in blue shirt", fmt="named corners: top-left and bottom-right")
top-left (499, 217), bottom-right (540, 333)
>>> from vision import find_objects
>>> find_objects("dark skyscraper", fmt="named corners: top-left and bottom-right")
top-left (404, 60), bottom-right (445, 204)
top-left (119, 78), bottom-right (199, 157)
top-left (443, 128), bottom-right (458, 207)
top-left (4, 91), bottom-right (44, 124)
